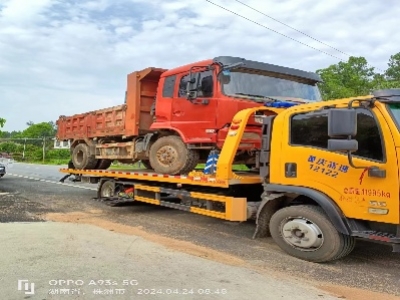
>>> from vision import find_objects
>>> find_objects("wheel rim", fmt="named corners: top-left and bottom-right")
top-left (76, 150), bottom-right (84, 164)
top-left (156, 145), bottom-right (178, 167)
top-left (280, 217), bottom-right (324, 251)
top-left (101, 185), bottom-right (114, 197)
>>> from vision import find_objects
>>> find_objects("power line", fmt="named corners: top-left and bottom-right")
top-left (206, 0), bottom-right (384, 72)
top-left (233, 0), bottom-right (351, 59)
top-left (205, 0), bottom-right (345, 62)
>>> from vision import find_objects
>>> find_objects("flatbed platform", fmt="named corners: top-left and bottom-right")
top-left (59, 168), bottom-right (263, 188)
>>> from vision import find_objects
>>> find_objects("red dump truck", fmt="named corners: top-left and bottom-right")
top-left (56, 56), bottom-right (322, 174)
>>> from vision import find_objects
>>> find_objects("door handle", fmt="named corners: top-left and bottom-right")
top-left (173, 110), bottom-right (183, 116)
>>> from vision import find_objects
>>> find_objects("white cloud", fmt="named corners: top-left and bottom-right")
top-left (0, 0), bottom-right (399, 131)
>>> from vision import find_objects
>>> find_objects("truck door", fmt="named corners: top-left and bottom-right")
top-left (170, 70), bottom-right (218, 144)
top-left (280, 106), bottom-right (399, 224)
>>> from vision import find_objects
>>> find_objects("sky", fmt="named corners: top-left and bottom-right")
top-left (1, 0), bottom-right (399, 131)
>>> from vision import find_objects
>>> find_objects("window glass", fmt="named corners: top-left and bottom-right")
top-left (290, 108), bottom-right (384, 161)
top-left (178, 70), bottom-right (213, 98)
top-left (162, 75), bottom-right (176, 97)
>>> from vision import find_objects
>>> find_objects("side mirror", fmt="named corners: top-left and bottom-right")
top-left (186, 72), bottom-right (201, 100)
top-left (219, 70), bottom-right (231, 84)
top-left (328, 109), bottom-right (357, 137)
top-left (200, 75), bottom-right (213, 97)
top-left (327, 139), bottom-right (358, 152)
top-left (327, 108), bottom-right (358, 152)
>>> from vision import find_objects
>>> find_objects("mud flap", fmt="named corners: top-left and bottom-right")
top-left (393, 244), bottom-right (400, 253)
top-left (252, 192), bottom-right (285, 239)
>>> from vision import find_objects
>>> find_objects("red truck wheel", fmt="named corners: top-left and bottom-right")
top-left (96, 159), bottom-right (112, 170)
top-left (72, 143), bottom-right (98, 169)
top-left (139, 160), bottom-right (152, 170)
top-left (149, 136), bottom-right (199, 175)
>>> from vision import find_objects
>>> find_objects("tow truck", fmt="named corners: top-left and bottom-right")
top-left (59, 89), bottom-right (400, 263)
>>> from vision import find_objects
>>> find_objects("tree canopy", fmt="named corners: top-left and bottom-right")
top-left (0, 121), bottom-right (56, 138)
top-left (316, 52), bottom-right (400, 100)
top-left (19, 121), bottom-right (56, 138)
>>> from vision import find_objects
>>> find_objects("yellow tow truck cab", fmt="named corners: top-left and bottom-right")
top-left (60, 88), bottom-right (400, 263)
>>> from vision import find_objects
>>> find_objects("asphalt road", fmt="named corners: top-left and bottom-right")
top-left (1, 163), bottom-right (400, 299)
top-left (5, 161), bottom-right (95, 190)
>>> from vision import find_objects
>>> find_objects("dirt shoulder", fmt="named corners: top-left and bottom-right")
top-left (44, 210), bottom-right (400, 300)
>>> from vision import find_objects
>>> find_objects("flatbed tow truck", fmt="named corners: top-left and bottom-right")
top-left (59, 89), bottom-right (400, 263)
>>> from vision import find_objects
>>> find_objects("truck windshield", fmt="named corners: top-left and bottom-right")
top-left (221, 70), bottom-right (322, 101)
top-left (387, 103), bottom-right (400, 128)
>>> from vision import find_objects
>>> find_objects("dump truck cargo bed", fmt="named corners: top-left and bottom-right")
top-left (56, 67), bottom-right (166, 141)
top-left (57, 104), bottom-right (127, 140)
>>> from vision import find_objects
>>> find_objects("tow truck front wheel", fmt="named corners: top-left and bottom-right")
top-left (269, 205), bottom-right (355, 263)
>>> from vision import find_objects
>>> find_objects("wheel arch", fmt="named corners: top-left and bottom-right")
top-left (265, 184), bottom-right (352, 235)
top-left (150, 125), bottom-right (189, 143)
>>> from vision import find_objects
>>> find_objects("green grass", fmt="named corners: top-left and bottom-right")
top-left (23, 160), bottom-right (251, 172)
top-left (110, 162), bottom-right (250, 171)
top-left (195, 163), bottom-right (249, 171)
top-left (109, 163), bottom-right (144, 170)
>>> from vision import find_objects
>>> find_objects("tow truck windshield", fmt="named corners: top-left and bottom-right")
top-left (221, 70), bottom-right (322, 102)
top-left (387, 103), bottom-right (400, 128)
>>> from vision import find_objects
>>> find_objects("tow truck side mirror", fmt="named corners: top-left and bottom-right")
top-left (327, 109), bottom-right (358, 152)
top-left (326, 108), bottom-right (386, 178)
top-left (186, 72), bottom-right (201, 100)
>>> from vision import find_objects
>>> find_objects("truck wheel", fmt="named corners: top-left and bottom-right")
top-left (139, 160), bottom-right (152, 170)
top-left (100, 180), bottom-right (115, 198)
top-left (72, 143), bottom-right (98, 169)
top-left (269, 205), bottom-right (356, 263)
top-left (149, 135), bottom-right (199, 175)
top-left (95, 159), bottom-right (112, 170)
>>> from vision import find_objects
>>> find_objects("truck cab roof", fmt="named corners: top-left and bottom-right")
top-left (161, 56), bottom-right (322, 84)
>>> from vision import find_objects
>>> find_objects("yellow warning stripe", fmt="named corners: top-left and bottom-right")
top-left (190, 207), bottom-right (226, 220)
top-left (134, 196), bottom-right (160, 205)
top-left (189, 191), bottom-right (234, 203)
top-left (134, 185), bottom-right (161, 192)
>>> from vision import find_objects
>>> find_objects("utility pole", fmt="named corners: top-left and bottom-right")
top-left (23, 138), bottom-right (26, 160)
top-left (42, 137), bottom-right (45, 163)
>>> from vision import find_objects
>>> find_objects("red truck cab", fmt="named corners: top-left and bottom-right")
top-left (148, 56), bottom-right (322, 164)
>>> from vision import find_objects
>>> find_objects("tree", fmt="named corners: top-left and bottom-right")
top-left (20, 122), bottom-right (56, 138)
top-left (0, 118), bottom-right (6, 136)
top-left (316, 56), bottom-right (377, 100)
top-left (385, 52), bottom-right (400, 81)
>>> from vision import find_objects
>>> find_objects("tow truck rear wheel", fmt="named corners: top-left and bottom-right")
top-left (269, 205), bottom-right (355, 263)
top-left (99, 180), bottom-right (115, 198)
top-left (149, 135), bottom-right (199, 175)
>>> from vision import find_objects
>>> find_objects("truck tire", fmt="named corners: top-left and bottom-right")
top-left (139, 160), bottom-right (152, 170)
top-left (269, 205), bottom-right (356, 263)
top-left (72, 143), bottom-right (98, 169)
top-left (149, 135), bottom-right (199, 175)
top-left (100, 180), bottom-right (115, 198)
top-left (95, 159), bottom-right (112, 170)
